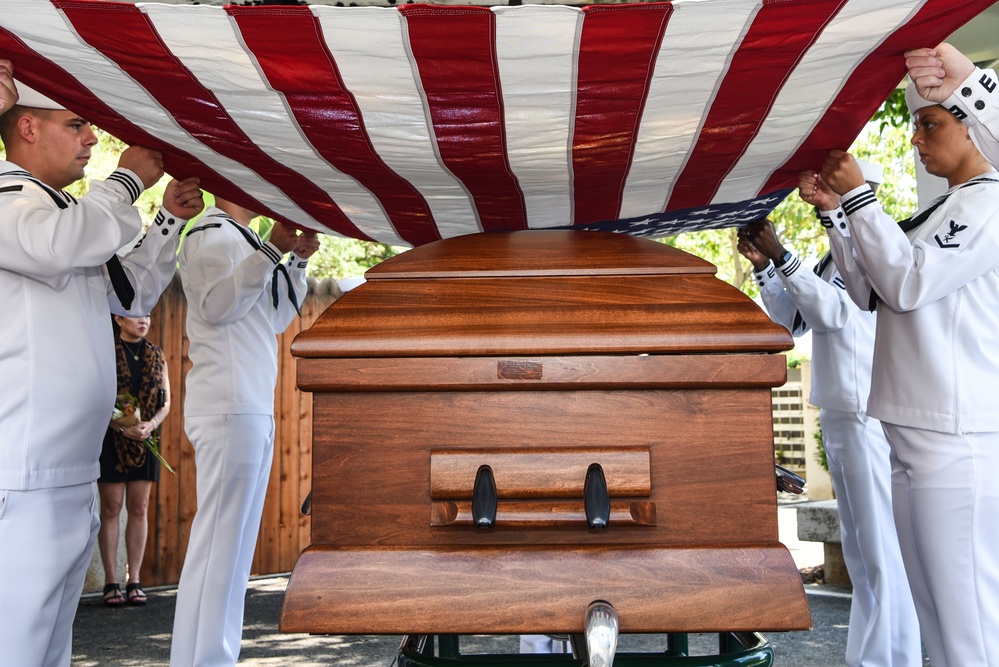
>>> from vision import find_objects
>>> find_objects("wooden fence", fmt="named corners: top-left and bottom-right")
top-left (139, 275), bottom-right (340, 586)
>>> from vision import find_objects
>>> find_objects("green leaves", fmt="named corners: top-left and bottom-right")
top-left (304, 236), bottom-right (401, 282)
top-left (871, 88), bottom-right (911, 134)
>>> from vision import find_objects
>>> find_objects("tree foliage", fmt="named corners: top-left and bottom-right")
top-left (306, 236), bottom-right (401, 281)
top-left (871, 88), bottom-right (911, 134)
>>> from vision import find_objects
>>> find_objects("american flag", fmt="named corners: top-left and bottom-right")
top-left (1, 0), bottom-right (994, 246)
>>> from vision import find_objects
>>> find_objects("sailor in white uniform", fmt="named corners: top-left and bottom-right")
top-left (0, 77), bottom-right (203, 667)
top-left (171, 197), bottom-right (318, 667)
top-left (738, 161), bottom-right (921, 667)
top-left (802, 85), bottom-right (999, 667)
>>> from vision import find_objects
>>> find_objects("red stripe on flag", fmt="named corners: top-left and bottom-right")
top-left (401, 5), bottom-right (527, 232)
top-left (230, 6), bottom-right (441, 247)
top-left (55, 0), bottom-right (374, 240)
top-left (762, 0), bottom-right (999, 194)
top-left (572, 3), bottom-right (672, 225)
top-left (0, 24), bottom-right (274, 220)
top-left (667, 0), bottom-right (848, 211)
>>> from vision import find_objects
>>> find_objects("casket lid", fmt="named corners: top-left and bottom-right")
top-left (364, 228), bottom-right (715, 278)
top-left (293, 230), bottom-right (792, 358)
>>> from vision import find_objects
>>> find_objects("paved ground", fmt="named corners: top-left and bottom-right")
top-left (70, 502), bottom-right (925, 666)
top-left (72, 577), bottom-right (857, 667)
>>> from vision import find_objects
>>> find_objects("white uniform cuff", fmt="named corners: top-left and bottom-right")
top-left (943, 67), bottom-right (999, 125)
top-left (150, 207), bottom-right (185, 239)
top-left (753, 261), bottom-right (776, 287)
top-left (838, 184), bottom-right (877, 236)
top-left (774, 250), bottom-right (802, 278)
top-left (106, 168), bottom-right (144, 204)
top-left (819, 207), bottom-right (851, 238)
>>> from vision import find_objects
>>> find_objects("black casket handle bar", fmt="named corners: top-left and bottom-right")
top-left (584, 463), bottom-right (611, 529)
top-left (471, 465), bottom-right (497, 529)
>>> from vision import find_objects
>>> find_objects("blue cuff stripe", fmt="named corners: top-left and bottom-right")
top-left (261, 243), bottom-right (282, 264)
top-left (779, 255), bottom-right (801, 277)
top-left (842, 190), bottom-right (877, 216)
top-left (107, 171), bottom-right (141, 203)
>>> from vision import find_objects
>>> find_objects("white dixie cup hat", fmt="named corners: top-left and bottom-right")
top-left (11, 79), bottom-right (66, 110)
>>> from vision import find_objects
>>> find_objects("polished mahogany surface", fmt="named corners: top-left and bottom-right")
top-left (281, 231), bottom-right (809, 635)
top-left (292, 230), bottom-right (791, 358)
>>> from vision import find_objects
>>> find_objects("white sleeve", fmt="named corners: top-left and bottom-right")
top-left (180, 223), bottom-right (284, 326)
top-left (943, 67), bottom-right (999, 167)
top-left (112, 205), bottom-right (189, 316)
top-left (839, 183), bottom-right (999, 312)
top-left (0, 169), bottom-right (143, 280)
top-left (821, 204), bottom-right (877, 312)
top-left (755, 261), bottom-right (807, 336)
top-left (775, 252), bottom-right (863, 332)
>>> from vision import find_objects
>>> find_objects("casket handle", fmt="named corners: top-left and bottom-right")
top-left (584, 464), bottom-right (611, 529)
top-left (428, 450), bottom-right (656, 529)
top-left (471, 465), bottom-right (497, 529)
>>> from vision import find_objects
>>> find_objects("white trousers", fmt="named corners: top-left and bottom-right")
top-left (882, 423), bottom-right (999, 667)
top-left (820, 409), bottom-right (921, 667)
top-left (0, 482), bottom-right (99, 667)
top-left (170, 414), bottom-right (274, 667)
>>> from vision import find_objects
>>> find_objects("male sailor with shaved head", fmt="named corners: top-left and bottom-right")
top-left (0, 69), bottom-right (203, 667)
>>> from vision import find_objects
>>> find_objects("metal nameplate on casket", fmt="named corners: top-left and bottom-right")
top-left (281, 230), bottom-right (810, 636)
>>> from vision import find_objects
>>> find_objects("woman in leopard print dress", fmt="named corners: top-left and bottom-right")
top-left (98, 314), bottom-right (170, 607)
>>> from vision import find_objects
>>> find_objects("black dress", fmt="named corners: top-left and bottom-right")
top-left (99, 350), bottom-right (160, 483)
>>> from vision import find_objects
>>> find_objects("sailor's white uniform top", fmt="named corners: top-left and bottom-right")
top-left (754, 251), bottom-right (875, 414)
top-left (179, 207), bottom-right (307, 417)
top-left (0, 160), bottom-right (187, 490)
top-left (824, 173), bottom-right (999, 434)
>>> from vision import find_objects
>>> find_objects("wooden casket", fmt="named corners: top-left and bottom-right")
top-left (280, 230), bottom-right (811, 636)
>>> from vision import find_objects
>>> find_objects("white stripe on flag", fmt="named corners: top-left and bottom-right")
top-left (142, 3), bottom-right (399, 240)
top-left (6, 0), bottom-right (325, 231)
top-left (314, 6), bottom-right (475, 241)
top-left (619, 0), bottom-right (761, 219)
top-left (713, 0), bottom-right (925, 204)
top-left (493, 5), bottom-right (581, 229)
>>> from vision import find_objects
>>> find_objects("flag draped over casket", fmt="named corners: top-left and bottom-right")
top-left (1, 0), bottom-right (995, 246)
